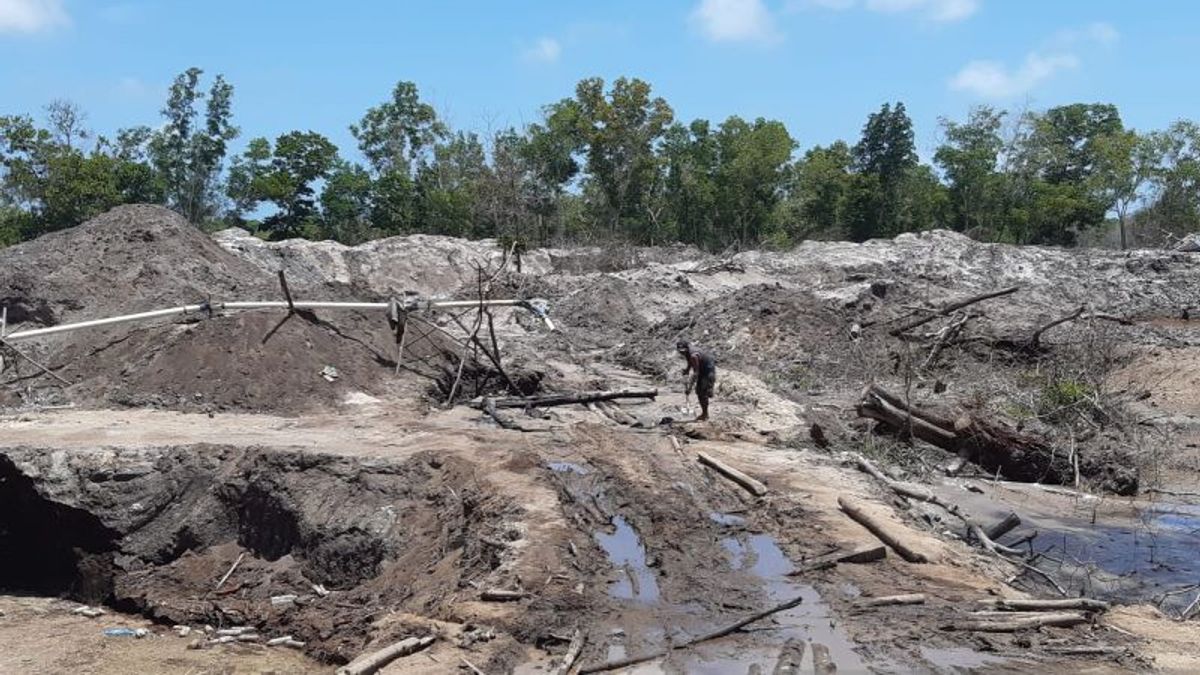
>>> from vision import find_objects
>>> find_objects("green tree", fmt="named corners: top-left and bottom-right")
top-left (148, 67), bottom-right (239, 224)
top-left (935, 107), bottom-right (1007, 237)
top-left (713, 116), bottom-right (796, 248)
top-left (561, 77), bottom-right (674, 238)
top-left (415, 131), bottom-right (487, 237)
top-left (849, 102), bottom-right (919, 240)
top-left (351, 81), bottom-right (446, 176)
top-left (780, 141), bottom-right (854, 240)
top-left (661, 119), bottom-right (718, 247)
top-left (227, 131), bottom-right (339, 238)
top-left (1091, 130), bottom-right (1161, 249)
top-left (319, 162), bottom-right (375, 243)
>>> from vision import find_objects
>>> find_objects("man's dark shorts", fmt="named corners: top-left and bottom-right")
top-left (697, 367), bottom-right (716, 400)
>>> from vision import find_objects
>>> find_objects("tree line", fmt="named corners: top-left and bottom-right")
top-left (2, 67), bottom-right (1199, 251)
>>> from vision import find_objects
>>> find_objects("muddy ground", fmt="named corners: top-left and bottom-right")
top-left (3, 205), bottom-right (1200, 673)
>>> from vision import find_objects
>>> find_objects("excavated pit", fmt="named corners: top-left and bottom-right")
top-left (0, 445), bottom-right (524, 664)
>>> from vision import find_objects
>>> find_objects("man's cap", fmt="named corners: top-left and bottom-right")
top-left (676, 339), bottom-right (690, 352)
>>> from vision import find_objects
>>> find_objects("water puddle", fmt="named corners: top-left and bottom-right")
top-left (920, 646), bottom-right (1009, 672)
top-left (595, 516), bottom-right (660, 602)
top-left (681, 533), bottom-right (867, 673)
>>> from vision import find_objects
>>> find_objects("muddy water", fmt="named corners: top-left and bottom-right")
top-left (595, 516), bottom-right (661, 602)
top-left (930, 479), bottom-right (1200, 612)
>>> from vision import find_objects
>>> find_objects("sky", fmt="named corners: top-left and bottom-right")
top-left (0, 0), bottom-right (1196, 163)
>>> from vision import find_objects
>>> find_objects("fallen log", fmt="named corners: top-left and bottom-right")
top-left (889, 286), bottom-right (1019, 336)
top-left (837, 496), bottom-right (929, 563)
top-left (480, 589), bottom-right (526, 602)
top-left (985, 512), bottom-right (1022, 541)
top-left (482, 389), bottom-right (657, 409)
top-left (772, 639), bottom-right (806, 675)
top-left (337, 636), bottom-right (436, 675)
top-left (811, 643), bottom-right (836, 674)
top-left (787, 545), bottom-right (887, 576)
top-left (698, 451), bottom-right (769, 497)
top-left (990, 598), bottom-right (1109, 613)
top-left (856, 384), bottom-right (1137, 495)
top-left (578, 594), bottom-right (804, 673)
top-left (858, 593), bottom-right (926, 608)
top-left (555, 629), bottom-right (585, 675)
top-left (1043, 646), bottom-right (1128, 657)
top-left (941, 612), bottom-right (1089, 633)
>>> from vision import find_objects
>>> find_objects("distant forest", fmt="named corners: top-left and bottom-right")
top-left (3, 67), bottom-right (1197, 251)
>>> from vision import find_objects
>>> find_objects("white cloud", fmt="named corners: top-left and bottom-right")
top-left (1052, 21), bottom-right (1119, 48)
top-left (950, 52), bottom-right (1079, 98)
top-left (690, 0), bottom-right (781, 44)
top-left (793, 0), bottom-right (979, 22)
top-left (522, 37), bottom-right (561, 64)
top-left (0, 0), bottom-right (68, 33)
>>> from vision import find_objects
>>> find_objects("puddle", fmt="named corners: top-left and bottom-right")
top-left (920, 646), bottom-right (1009, 672)
top-left (595, 516), bottom-right (660, 602)
top-left (709, 511), bottom-right (746, 527)
top-left (686, 533), bottom-right (868, 673)
top-left (546, 461), bottom-right (589, 475)
top-left (930, 480), bottom-right (1200, 611)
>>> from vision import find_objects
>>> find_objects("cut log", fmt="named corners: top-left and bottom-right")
top-left (811, 643), bottom-right (837, 674)
top-left (990, 598), bottom-right (1109, 613)
top-left (480, 589), bottom-right (526, 602)
top-left (941, 612), bottom-right (1089, 633)
top-left (856, 384), bottom-right (1136, 495)
top-left (698, 451), bottom-right (768, 497)
top-left (555, 629), bottom-right (585, 675)
top-left (985, 512), bottom-right (1022, 541)
top-left (337, 636), bottom-right (436, 675)
top-left (837, 496), bottom-right (929, 563)
top-left (787, 545), bottom-right (887, 576)
top-left (771, 639), bottom-right (806, 675)
top-left (483, 389), bottom-right (658, 409)
top-left (857, 593), bottom-right (926, 608)
top-left (889, 286), bottom-right (1019, 336)
top-left (1043, 646), bottom-right (1127, 656)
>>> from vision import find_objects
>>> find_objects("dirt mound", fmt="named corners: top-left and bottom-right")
top-left (0, 205), bottom-right (413, 413)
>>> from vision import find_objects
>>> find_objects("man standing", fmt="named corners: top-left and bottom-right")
top-left (676, 339), bottom-right (716, 421)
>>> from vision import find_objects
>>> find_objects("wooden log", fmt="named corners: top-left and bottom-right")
top-left (990, 598), bottom-right (1109, 613)
top-left (811, 643), bottom-right (836, 674)
top-left (578, 594), bottom-right (804, 673)
top-left (480, 589), bottom-right (526, 602)
top-left (787, 545), bottom-right (887, 576)
top-left (484, 388), bottom-right (658, 409)
top-left (771, 639), bottom-right (806, 675)
top-left (336, 636), bottom-right (436, 675)
top-left (837, 496), bottom-right (929, 563)
top-left (857, 593), bottom-right (926, 608)
top-left (555, 629), bottom-right (585, 675)
top-left (985, 512), bottom-right (1022, 541)
top-left (941, 612), bottom-right (1089, 633)
top-left (1043, 646), bottom-right (1127, 656)
top-left (890, 286), bottom-right (1019, 336)
top-left (698, 451), bottom-right (768, 497)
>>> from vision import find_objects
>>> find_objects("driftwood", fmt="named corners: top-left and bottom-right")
top-left (771, 639), bottom-right (806, 675)
top-left (990, 598), bottom-right (1109, 613)
top-left (484, 389), bottom-right (658, 409)
top-left (337, 636), bottom-right (436, 675)
top-left (578, 594), bottom-right (804, 673)
top-left (555, 629), bottom-right (585, 675)
top-left (942, 611), bottom-right (1090, 633)
top-left (811, 643), bottom-right (836, 674)
top-left (698, 451), bottom-right (769, 497)
top-left (787, 545), bottom-right (887, 576)
top-left (837, 496), bottom-right (929, 563)
top-left (856, 384), bottom-right (1136, 493)
top-left (857, 593), bottom-right (926, 608)
top-left (889, 286), bottom-right (1019, 336)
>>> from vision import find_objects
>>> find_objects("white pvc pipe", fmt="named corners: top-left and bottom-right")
top-left (4, 297), bottom-right (553, 342)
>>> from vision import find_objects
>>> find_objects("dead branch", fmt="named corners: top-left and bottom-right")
top-left (857, 593), bottom-right (926, 608)
top-left (837, 496), bottom-right (929, 563)
top-left (889, 286), bottom-right (1019, 336)
top-left (1, 338), bottom-right (71, 385)
top-left (923, 312), bottom-right (970, 369)
top-left (480, 589), bottom-right (526, 602)
top-left (578, 594), bottom-right (804, 673)
top-left (1028, 305), bottom-right (1084, 350)
top-left (698, 451), bottom-right (769, 497)
top-left (988, 598), bottom-right (1109, 613)
top-left (483, 389), bottom-right (658, 409)
top-left (787, 545), bottom-right (887, 576)
top-left (555, 629), bottom-right (585, 675)
top-left (337, 636), bottom-right (437, 675)
top-left (941, 611), bottom-right (1090, 633)
top-left (213, 552), bottom-right (245, 592)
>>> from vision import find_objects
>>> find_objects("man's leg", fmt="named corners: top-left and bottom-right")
top-left (697, 377), bottom-right (711, 421)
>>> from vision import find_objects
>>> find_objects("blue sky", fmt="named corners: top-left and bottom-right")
top-left (0, 0), bottom-right (1195, 162)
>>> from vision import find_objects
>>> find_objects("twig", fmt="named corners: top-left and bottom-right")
top-left (214, 552), bottom-right (245, 592)
top-left (0, 338), bottom-right (71, 385)
top-left (889, 286), bottom-right (1019, 336)
top-left (460, 656), bottom-right (487, 675)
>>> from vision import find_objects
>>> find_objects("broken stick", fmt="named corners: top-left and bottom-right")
top-left (336, 636), bottom-right (436, 675)
top-left (857, 593), bottom-right (926, 608)
top-left (0, 338), bottom-right (70, 385)
top-left (890, 286), bottom-right (1019, 336)
top-left (480, 589), bottom-right (526, 602)
top-left (941, 611), bottom-right (1090, 633)
top-left (578, 594), bottom-right (804, 673)
top-left (787, 545), bottom-right (887, 576)
top-left (555, 629), bottom-right (585, 675)
top-left (484, 389), bottom-right (658, 409)
top-left (837, 496), bottom-right (929, 563)
top-left (697, 451), bottom-right (768, 497)
top-left (213, 552), bottom-right (245, 592)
